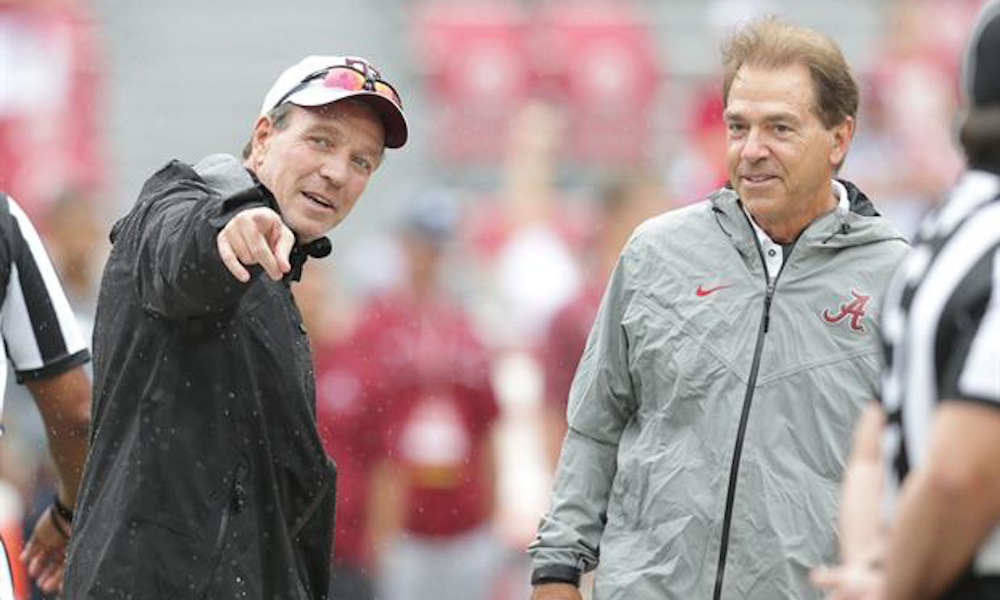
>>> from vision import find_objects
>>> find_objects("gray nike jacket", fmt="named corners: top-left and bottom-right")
top-left (529, 181), bottom-right (908, 600)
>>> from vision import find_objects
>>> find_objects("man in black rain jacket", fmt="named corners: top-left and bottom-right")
top-left (63, 55), bottom-right (408, 600)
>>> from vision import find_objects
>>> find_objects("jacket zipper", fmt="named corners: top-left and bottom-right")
top-left (199, 461), bottom-right (248, 600)
top-left (712, 226), bottom-right (786, 600)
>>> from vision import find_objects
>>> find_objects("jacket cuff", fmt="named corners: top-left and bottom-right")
top-left (531, 564), bottom-right (581, 587)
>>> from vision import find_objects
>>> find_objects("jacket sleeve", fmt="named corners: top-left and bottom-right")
top-left (528, 246), bottom-right (639, 583)
top-left (134, 183), bottom-right (270, 320)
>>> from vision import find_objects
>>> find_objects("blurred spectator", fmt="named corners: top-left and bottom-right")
top-left (295, 261), bottom-right (374, 600)
top-left (842, 79), bottom-right (941, 240)
top-left (466, 100), bottom-right (586, 349)
top-left (667, 86), bottom-right (728, 204)
top-left (539, 170), bottom-right (665, 468)
top-left (39, 190), bottom-right (107, 340)
top-left (350, 194), bottom-right (502, 600)
top-left (849, 0), bottom-right (969, 236)
top-left (0, 0), bottom-right (105, 221)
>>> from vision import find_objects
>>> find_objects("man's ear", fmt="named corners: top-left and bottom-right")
top-left (249, 115), bottom-right (274, 166)
top-left (829, 115), bottom-right (855, 168)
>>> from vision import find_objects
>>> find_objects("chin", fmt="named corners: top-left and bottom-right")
top-left (297, 228), bottom-right (326, 243)
top-left (741, 197), bottom-right (779, 221)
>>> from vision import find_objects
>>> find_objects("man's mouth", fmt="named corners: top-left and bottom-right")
top-left (742, 174), bottom-right (776, 184)
top-left (303, 192), bottom-right (335, 211)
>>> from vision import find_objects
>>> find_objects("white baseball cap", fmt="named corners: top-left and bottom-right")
top-left (260, 55), bottom-right (408, 149)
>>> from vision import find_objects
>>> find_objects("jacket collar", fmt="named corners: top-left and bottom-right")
top-left (710, 179), bottom-right (904, 260)
top-left (287, 237), bottom-right (332, 282)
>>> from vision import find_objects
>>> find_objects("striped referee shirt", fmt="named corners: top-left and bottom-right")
top-left (0, 193), bottom-right (89, 415)
top-left (880, 169), bottom-right (1000, 574)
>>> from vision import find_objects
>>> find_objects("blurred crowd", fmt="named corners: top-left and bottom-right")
top-left (0, 0), bottom-right (989, 598)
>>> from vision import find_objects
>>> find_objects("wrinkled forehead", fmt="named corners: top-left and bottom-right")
top-left (300, 101), bottom-right (386, 153)
top-left (725, 64), bottom-right (818, 118)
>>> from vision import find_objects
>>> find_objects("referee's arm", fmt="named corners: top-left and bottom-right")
top-left (25, 368), bottom-right (91, 508)
top-left (2, 195), bottom-right (92, 509)
top-left (881, 402), bottom-right (1000, 600)
top-left (20, 365), bottom-right (91, 592)
top-left (1, 195), bottom-right (91, 594)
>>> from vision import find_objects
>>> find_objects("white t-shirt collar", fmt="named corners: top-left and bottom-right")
top-left (742, 180), bottom-right (850, 280)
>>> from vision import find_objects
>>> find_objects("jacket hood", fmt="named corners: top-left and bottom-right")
top-left (110, 155), bottom-right (254, 245)
top-left (193, 153), bottom-right (255, 197)
top-left (709, 179), bottom-right (907, 254)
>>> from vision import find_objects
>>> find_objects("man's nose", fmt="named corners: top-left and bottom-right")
top-left (319, 152), bottom-right (349, 187)
top-left (740, 128), bottom-right (769, 162)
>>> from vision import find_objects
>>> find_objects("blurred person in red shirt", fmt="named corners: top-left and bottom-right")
top-left (0, 0), bottom-right (104, 220)
top-left (349, 193), bottom-right (502, 600)
top-left (539, 171), bottom-right (665, 468)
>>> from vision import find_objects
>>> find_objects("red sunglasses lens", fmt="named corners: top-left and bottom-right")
top-left (322, 68), bottom-right (366, 92)
top-left (321, 67), bottom-right (402, 108)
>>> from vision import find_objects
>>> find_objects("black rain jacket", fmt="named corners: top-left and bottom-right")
top-left (64, 155), bottom-right (336, 600)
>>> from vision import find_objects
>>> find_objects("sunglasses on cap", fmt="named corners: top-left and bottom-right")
top-left (273, 60), bottom-right (403, 111)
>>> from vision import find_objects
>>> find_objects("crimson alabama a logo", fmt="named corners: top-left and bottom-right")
top-left (822, 290), bottom-right (871, 332)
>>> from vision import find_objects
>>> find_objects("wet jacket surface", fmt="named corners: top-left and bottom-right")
top-left (529, 183), bottom-right (908, 600)
top-left (63, 155), bottom-right (336, 600)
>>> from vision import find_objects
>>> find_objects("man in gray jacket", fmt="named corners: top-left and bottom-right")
top-left (529, 17), bottom-right (908, 600)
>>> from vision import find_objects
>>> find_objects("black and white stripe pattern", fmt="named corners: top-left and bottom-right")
top-left (880, 169), bottom-right (1000, 573)
top-left (0, 194), bottom-right (89, 410)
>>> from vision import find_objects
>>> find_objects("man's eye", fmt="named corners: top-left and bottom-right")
top-left (727, 122), bottom-right (746, 135)
top-left (774, 124), bottom-right (792, 135)
top-left (351, 156), bottom-right (372, 172)
top-left (310, 136), bottom-right (332, 148)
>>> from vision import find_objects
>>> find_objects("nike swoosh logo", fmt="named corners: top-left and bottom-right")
top-left (696, 284), bottom-right (733, 297)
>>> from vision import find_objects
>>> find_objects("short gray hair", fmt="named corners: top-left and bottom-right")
top-left (242, 103), bottom-right (295, 159)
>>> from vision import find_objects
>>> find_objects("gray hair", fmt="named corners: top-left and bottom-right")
top-left (241, 103), bottom-right (295, 159)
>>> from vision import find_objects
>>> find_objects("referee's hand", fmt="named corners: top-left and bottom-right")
top-left (21, 506), bottom-right (70, 594)
top-left (217, 207), bottom-right (294, 282)
top-left (811, 560), bottom-right (884, 600)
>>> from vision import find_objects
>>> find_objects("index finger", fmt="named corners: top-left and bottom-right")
top-left (247, 229), bottom-right (283, 281)
top-left (272, 224), bottom-right (295, 274)
top-left (217, 233), bottom-right (251, 283)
